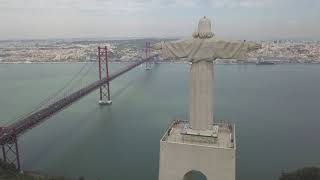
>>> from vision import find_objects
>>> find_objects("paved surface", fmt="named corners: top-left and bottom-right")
top-left (164, 120), bottom-right (235, 149)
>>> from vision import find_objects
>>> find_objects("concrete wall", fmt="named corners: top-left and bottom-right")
top-left (158, 141), bottom-right (235, 180)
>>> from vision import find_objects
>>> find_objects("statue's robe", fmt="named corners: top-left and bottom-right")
top-left (154, 38), bottom-right (257, 62)
top-left (154, 38), bottom-right (257, 131)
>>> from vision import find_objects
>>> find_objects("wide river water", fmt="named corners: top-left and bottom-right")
top-left (0, 63), bottom-right (319, 180)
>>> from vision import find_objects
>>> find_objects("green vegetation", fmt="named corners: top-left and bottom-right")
top-left (0, 160), bottom-right (71, 180)
top-left (279, 167), bottom-right (320, 180)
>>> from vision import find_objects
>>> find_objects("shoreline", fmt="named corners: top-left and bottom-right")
top-left (0, 61), bottom-right (191, 64)
top-left (1, 61), bottom-right (320, 65)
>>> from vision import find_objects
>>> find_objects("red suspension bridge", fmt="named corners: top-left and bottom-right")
top-left (0, 42), bottom-right (157, 170)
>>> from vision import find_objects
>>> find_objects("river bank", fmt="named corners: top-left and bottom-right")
top-left (1, 60), bottom-right (320, 65)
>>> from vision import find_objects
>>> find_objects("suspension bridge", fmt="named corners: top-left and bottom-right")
top-left (0, 42), bottom-right (158, 170)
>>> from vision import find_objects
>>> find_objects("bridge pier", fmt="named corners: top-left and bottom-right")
top-left (98, 46), bottom-right (112, 105)
top-left (0, 128), bottom-right (21, 171)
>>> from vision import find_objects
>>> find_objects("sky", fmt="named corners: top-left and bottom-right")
top-left (1, 0), bottom-right (320, 40)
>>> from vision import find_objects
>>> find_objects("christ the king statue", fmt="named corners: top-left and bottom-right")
top-left (153, 16), bottom-right (261, 133)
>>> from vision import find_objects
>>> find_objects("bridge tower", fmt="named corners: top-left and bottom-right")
top-left (145, 42), bottom-right (152, 70)
top-left (98, 46), bottom-right (112, 105)
top-left (0, 128), bottom-right (21, 171)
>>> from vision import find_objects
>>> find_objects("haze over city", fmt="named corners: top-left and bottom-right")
top-left (1, 0), bottom-right (320, 40)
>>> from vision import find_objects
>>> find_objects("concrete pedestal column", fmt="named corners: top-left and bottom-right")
top-left (189, 60), bottom-right (214, 130)
top-left (158, 140), bottom-right (236, 180)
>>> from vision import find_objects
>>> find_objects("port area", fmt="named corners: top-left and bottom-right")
top-left (161, 120), bottom-right (235, 149)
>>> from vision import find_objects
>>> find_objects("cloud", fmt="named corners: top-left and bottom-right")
top-left (208, 0), bottom-right (277, 8)
top-left (1, 0), bottom-right (320, 40)
top-left (287, 18), bottom-right (298, 25)
top-left (0, 0), bottom-right (281, 15)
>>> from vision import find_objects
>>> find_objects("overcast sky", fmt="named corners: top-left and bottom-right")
top-left (1, 0), bottom-right (320, 40)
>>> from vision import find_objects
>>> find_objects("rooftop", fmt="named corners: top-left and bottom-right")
top-left (161, 120), bottom-right (235, 149)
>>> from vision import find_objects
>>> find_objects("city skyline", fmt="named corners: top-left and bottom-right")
top-left (1, 0), bottom-right (320, 40)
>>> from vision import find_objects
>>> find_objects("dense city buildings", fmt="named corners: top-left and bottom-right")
top-left (254, 40), bottom-right (320, 63)
top-left (0, 39), bottom-right (146, 63)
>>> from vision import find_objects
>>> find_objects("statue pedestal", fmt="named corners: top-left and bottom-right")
top-left (158, 120), bottom-right (236, 180)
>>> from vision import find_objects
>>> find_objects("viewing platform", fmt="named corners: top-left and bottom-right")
top-left (159, 120), bottom-right (236, 180)
top-left (161, 120), bottom-right (235, 149)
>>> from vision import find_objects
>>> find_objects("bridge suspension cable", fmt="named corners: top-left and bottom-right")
top-left (3, 57), bottom-right (96, 126)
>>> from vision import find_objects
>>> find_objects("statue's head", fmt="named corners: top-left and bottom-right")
top-left (192, 16), bottom-right (215, 39)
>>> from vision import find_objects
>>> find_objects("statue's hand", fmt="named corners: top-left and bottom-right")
top-left (151, 42), bottom-right (162, 50)
top-left (248, 42), bottom-right (262, 51)
top-left (255, 43), bottom-right (262, 50)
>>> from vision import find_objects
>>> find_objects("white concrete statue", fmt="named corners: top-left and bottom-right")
top-left (153, 16), bottom-right (261, 131)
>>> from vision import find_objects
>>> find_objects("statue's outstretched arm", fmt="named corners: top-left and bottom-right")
top-left (152, 42), bottom-right (163, 50)
top-left (214, 40), bottom-right (261, 59)
top-left (246, 41), bottom-right (262, 51)
top-left (151, 39), bottom-right (193, 59)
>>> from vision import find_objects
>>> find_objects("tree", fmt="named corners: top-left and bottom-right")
top-left (279, 167), bottom-right (320, 180)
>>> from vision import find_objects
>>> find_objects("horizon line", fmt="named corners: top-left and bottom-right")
top-left (1, 36), bottom-right (320, 42)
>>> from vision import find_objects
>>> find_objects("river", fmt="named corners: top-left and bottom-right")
top-left (0, 63), bottom-right (319, 180)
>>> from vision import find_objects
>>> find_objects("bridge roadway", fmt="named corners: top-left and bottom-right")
top-left (0, 55), bottom-right (158, 145)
